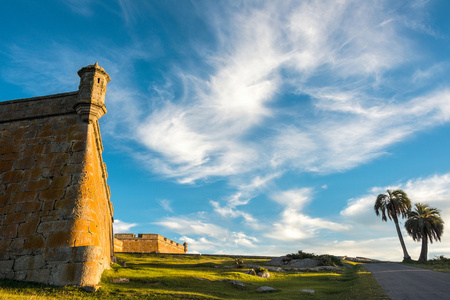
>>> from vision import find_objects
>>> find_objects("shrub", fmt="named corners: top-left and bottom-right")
top-left (286, 250), bottom-right (316, 260)
top-left (234, 257), bottom-right (246, 268)
top-left (287, 250), bottom-right (342, 266)
top-left (255, 267), bottom-right (268, 273)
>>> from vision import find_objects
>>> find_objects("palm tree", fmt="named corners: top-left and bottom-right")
top-left (374, 189), bottom-right (412, 260)
top-left (405, 203), bottom-right (444, 261)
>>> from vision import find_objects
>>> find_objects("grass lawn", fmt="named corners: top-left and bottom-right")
top-left (0, 254), bottom-right (389, 299)
top-left (401, 258), bottom-right (450, 273)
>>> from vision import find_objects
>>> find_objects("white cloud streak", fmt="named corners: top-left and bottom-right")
top-left (135, 1), bottom-right (450, 183)
top-left (267, 188), bottom-right (349, 241)
top-left (113, 219), bottom-right (138, 233)
top-left (155, 216), bottom-right (259, 253)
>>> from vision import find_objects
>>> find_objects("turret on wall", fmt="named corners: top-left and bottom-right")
top-left (0, 63), bottom-right (113, 287)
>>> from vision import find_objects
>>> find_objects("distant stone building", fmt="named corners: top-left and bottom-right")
top-left (0, 63), bottom-right (113, 287)
top-left (114, 233), bottom-right (187, 254)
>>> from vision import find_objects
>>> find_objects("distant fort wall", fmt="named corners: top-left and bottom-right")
top-left (0, 63), bottom-right (113, 287)
top-left (114, 233), bottom-right (187, 254)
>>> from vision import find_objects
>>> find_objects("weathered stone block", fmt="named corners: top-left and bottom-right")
top-left (72, 231), bottom-right (93, 247)
top-left (0, 195), bottom-right (9, 207)
top-left (41, 200), bottom-right (55, 211)
top-left (14, 270), bottom-right (27, 281)
top-left (42, 166), bottom-right (64, 178)
top-left (52, 262), bottom-right (82, 285)
top-left (4, 224), bottom-right (18, 239)
top-left (13, 192), bottom-right (38, 203)
top-left (42, 153), bottom-right (70, 168)
top-left (2, 152), bottom-right (20, 161)
top-left (0, 161), bottom-right (13, 173)
top-left (64, 185), bottom-right (81, 199)
top-left (37, 220), bottom-right (69, 234)
top-left (0, 170), bottom-right (24, 184)
top-left (68, 152), bottom-right (85, 164)
top-left (50, 176), bottom-right (71, 188)
top-left (9, 238), bottom-right (24, 251)
top-left (18, 218), bottom-right (40, 236)
top-left (71, 141), bottom-right (86, 152)
top-left (0, 146), bottom-right (15, 155)
top-left (27, 268), bottom-right (51, 282)
top-left (4, 212), bottom-right (26, 225)
top-left (0, 250), bottom-right (10, 260)
top-left (21, 202), bottom-right (42, 212)
top-left (74, 246), bottom-right (102, 263)
top-left (23, 235), bottom-right (45, 250)
top-left (25, 179), bottom-right (51, 192)
top-left (5, 183), bottom-right (22, 194)
top-left (14, 255), bottom-right (45, 271)
top-left (0, 239), bottom-right (10, 250)
top-left (39, 188), bottom-right (65, 201)
top-left (45, 142), bottom-right (71, 153)
top-left (23, 144), bottom-right (45, 157)
top-left (45, 246), bottom-right (73, 262)
top-left (47, 231), bottom-right (71, 248)
top-left (61, 164), bottom-right (81, 175)
top-left (0, 204), bottom-right (15, 214)
top-left (13, 158), bottom-right (36, 170)
top-left (23, 168), bottom-right (43, 181)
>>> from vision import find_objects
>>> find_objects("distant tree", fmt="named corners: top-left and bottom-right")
top-left (374, 190), bottom-right (412, 260)
top-left (405, 203), bottom-right (444, 261)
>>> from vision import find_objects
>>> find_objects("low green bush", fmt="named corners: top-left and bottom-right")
top-left (287, 250), bottom-right (343, 266)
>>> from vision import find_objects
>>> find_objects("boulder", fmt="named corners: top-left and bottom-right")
top-left (315, 266), bottom-right (342, 272)
top-left (267, 256), bottom-right (289, 266)
top-left (257, 271), bottom-right (270, 278)
top-left (81, 285), bottom-right (100, 292)
top-left (287, 258), bottom-right (319, 268)
top-left (219, 279), bottom-right (245, 287)
top-left (110, 278), bottom-right (129, 284)
top-left (264, 266), bottom-right (283, 272)
top-left (257, 286), bottom-right (278, 292)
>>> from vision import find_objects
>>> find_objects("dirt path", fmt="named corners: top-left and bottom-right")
top-left (364, 263), bottom-right (450, 300)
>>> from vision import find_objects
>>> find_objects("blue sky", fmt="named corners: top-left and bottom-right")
top-left (1, 0), bottom-right (450, 261)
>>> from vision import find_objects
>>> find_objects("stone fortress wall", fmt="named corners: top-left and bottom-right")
top-left (0, 63), bottom-right (113, 287)
top-left (114, 233), bottom-right (187, 254)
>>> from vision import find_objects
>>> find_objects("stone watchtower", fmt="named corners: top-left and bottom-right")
top-left (0, 63), bottom-right (113, 287)
top-left (75, 62), bottom-right (110, 123)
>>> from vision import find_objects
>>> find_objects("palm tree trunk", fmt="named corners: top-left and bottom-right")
top-left (394, 219), bottom-right (411, 260)
top-left (419, 234), bottom-right (428, 261)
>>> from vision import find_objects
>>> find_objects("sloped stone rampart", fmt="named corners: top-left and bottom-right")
top-left (0, 63), bottom-right (113, 286)
top-left (114, 233), bottom-right (187, 254)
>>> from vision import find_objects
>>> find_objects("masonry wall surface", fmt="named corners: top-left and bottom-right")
top-left (0, 63), bottom-right (113, 286)
top-left (114, 233), bottom-right (186, 254)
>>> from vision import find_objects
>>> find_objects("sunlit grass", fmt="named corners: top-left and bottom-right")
top-left (0, 254), bottom-right (389, 299)
top-left (402, 260), bottom-right (450, 273)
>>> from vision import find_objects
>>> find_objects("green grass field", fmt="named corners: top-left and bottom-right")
top-left (0, 254), bottom-right (389, 299)
top-left (401, 257), bottom-right (450, 273)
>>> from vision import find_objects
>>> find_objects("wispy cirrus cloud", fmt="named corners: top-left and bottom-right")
top-left (157, 199), bottom-right (174, 213)
top-left (266, 188), bottom-right (349, 241)
top-left (113, 219), bottom-right (138, 233)
top-left (155, 216), bottom-right (259, 253)
top-left (135, 1), bottom-right (450, 184)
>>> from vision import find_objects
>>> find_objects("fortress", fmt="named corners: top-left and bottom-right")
top-left (114, 233), bottom-right (187, 254)
top-left (0, 63), bottom-right (186, 288)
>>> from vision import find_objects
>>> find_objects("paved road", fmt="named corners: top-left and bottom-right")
top-left (364, 263), bottom-right (450, 300)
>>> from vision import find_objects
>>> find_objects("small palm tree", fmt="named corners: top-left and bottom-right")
top-left (374, 189), bottom-right (412, 260)
top-left (405, 203), bottom-right (444, 261)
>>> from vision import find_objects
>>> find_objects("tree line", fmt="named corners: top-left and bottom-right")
top-left (374, 189), bottom-right (444, 261)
